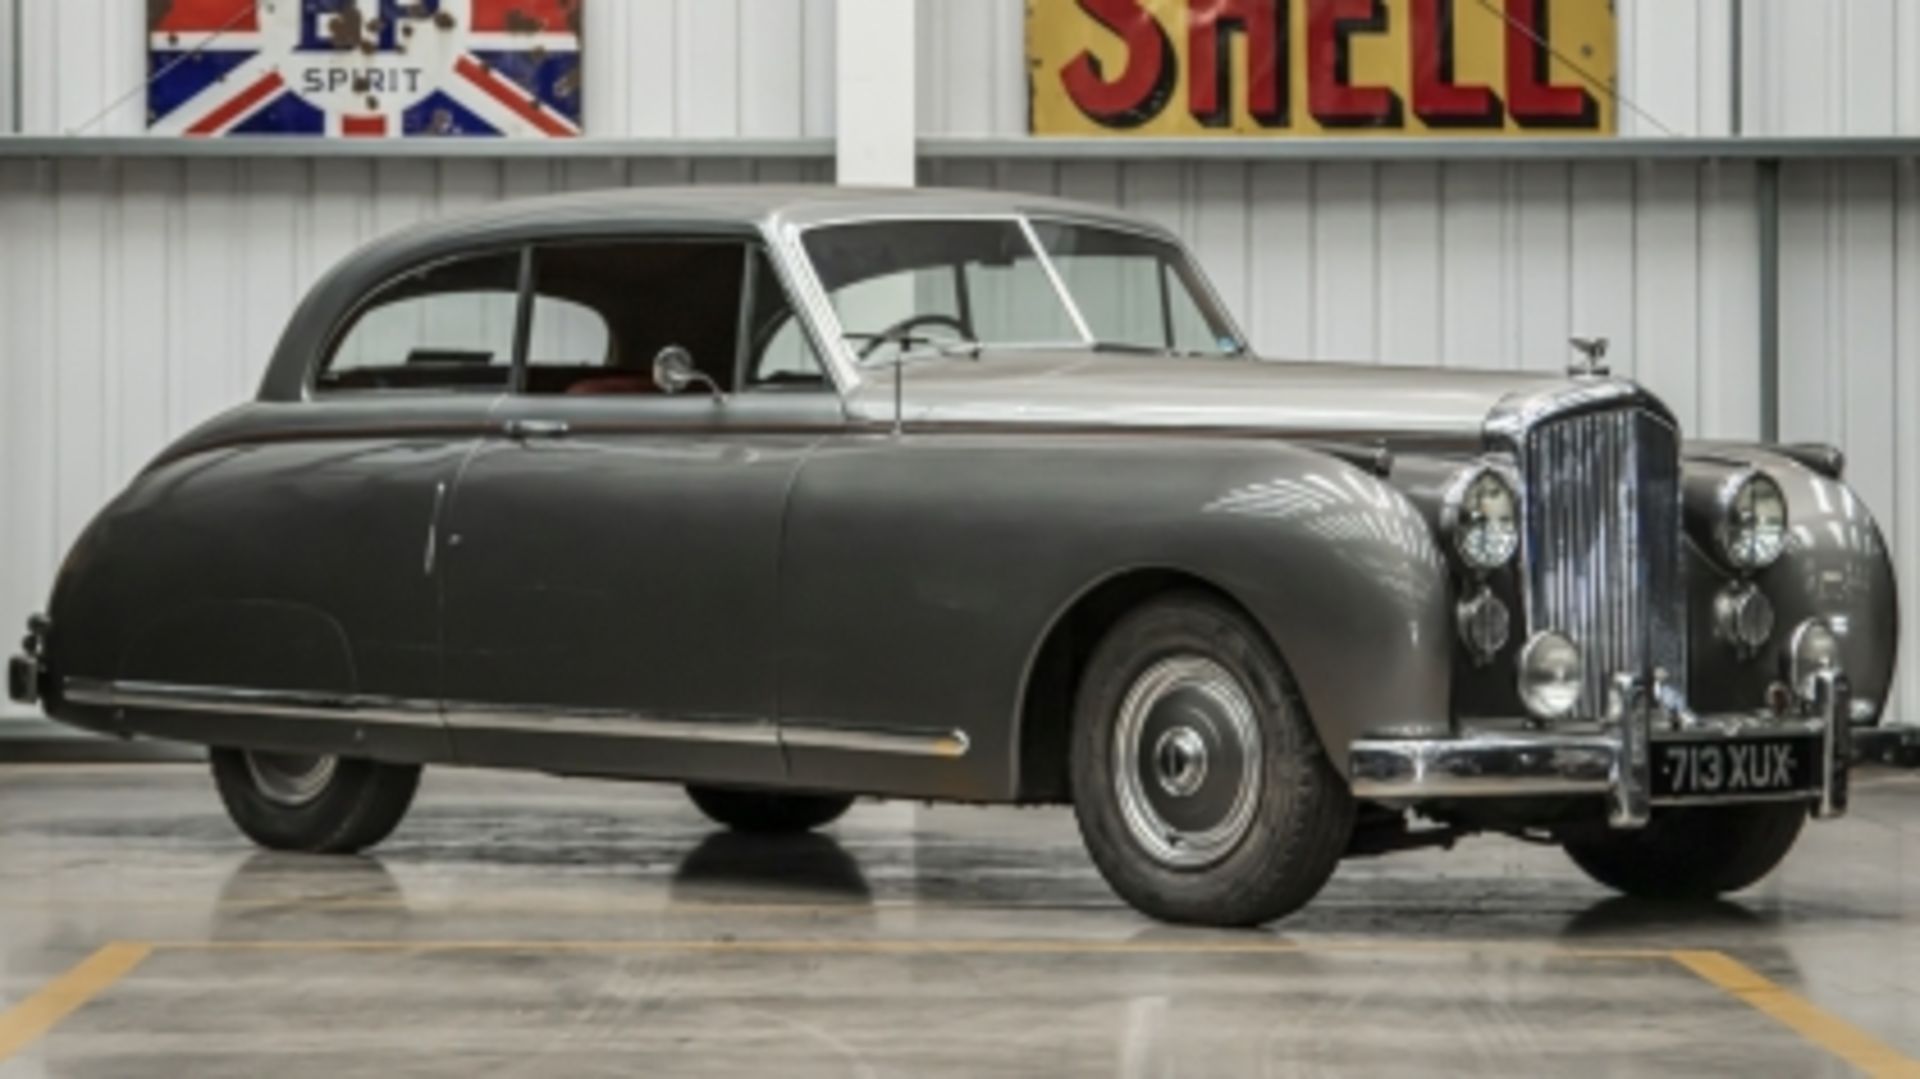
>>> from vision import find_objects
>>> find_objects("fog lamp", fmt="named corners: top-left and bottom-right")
top-left (1517, 631), bottom-right (1583, 720)
top-left (1789, 619), bottom-right (1843, 701)
top-left (1456, 587), bottom-right (1510, 662)
top-left (1713, 582), bottom-right (1775, 655)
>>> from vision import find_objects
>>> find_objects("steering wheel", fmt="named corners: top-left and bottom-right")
top-left (856, 313), bottom-right (971, 359)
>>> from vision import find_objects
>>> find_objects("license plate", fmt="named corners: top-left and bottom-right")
top-left (1653, 737), bottom-right (1818, 800)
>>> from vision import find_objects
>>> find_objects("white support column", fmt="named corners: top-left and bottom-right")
top-left (834, 0), bottom-right (916, 186)
top-left (0, 0), bottom-right (16, 133)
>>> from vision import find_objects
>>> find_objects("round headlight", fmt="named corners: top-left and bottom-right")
top-left (1446, 467), bottom-right (1520, 572)
top-left (1717, 472), bottom-right (1789, 570)
top-left (1518, 631), bottom-right (1583, 719)
top-left (1789, 619), bottom-right (1842, 701)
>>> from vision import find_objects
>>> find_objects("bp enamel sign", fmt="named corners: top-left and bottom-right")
top-left (148, 1), bottom-right (582, 137)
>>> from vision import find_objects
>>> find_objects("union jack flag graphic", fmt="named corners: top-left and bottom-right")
top-left (148, 0), bottom-right (583, 137)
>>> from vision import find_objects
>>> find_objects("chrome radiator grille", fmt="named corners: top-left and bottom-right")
top-left (1522, 407), bottom-right (1685, 719)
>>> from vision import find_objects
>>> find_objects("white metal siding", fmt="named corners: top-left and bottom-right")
top-left (929, 155), bottom-right (1916, 722)
top-left (1745, 0), bottom-right (1920, 136)
top-left (917, 0), bottom-right (1027, 138)
top-left (5, 157), bottom-right (1909, 722)
top-left (924, 158), bottom-right (1762, 437)
top-left (12, 0), bottom-right (837, 137)
top-left (0, 0), bottom-right (16, 133)
top-left (1777, 159), bottom-right (1920, 724)
top-left (0, 157), bottom-right (831, 720)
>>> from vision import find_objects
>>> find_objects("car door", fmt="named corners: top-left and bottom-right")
top-left (104, 249), bottom-right (534, 761)
top-left (437, 238), bottom-right (844, 784)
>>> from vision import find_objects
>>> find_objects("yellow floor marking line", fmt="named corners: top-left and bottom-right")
top-left (143, 937), bottom-right (1671, 960)
top-left (0, 942), bottom-right (150, 1064)
top-left (1671, 950), bottom-right (1920, 1077)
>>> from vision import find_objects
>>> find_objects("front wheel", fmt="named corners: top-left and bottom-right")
top-left (1070, 593), bottom-right (1354, 927)
top-left (1563, 803), bottom-right (1807, 900)
top-left (685, 786), bottom-right (854, 834)
top-left (210, 748), bottom-right (421, 854)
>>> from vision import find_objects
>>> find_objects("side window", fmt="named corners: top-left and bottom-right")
top-left (318, 251), bottom-right (521, 393)
top-left (522, 240), bottom-right (747, 396)
top-left (744, 251), bottom-right (829, 388)
top-left (1164, 272), bottom-right (1219, 353)
top-left (1030, 222), bottom-right (1242, 356)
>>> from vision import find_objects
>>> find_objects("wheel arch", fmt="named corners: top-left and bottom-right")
top-left (1012, 566), bottom-right (1274, 803)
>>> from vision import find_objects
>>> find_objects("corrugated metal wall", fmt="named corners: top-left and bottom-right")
top-left (1745, 0), bottom-right (1920, 136)
top-left (924, 158), bottom-right (1763, 438)
top-left (0, 154), bottom-right (831, 722)
top-left (1776, 159), bottom-right (1920, 724)
top-left (0, 0), bottom-right (1915, 725)
top-left (925, 154), bottom-right (1918, 722)
top-left (11, 0), bottom-right (838, 137)
top-left (0, 0), bottom-right (16, 134)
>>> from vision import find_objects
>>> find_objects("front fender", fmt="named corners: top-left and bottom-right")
top-left (776, 434), bottom-right (1452, 800)
top-left (1687, 449), bottom-right (1899, 722)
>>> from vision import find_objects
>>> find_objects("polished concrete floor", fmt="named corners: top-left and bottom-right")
top-left (1, 763), bottom-right (1917, 1077)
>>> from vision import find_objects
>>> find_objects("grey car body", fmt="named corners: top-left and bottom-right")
top-left (13, 186), bottom-right (1898, 848)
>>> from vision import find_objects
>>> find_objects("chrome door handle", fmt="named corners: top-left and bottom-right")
top-left (504, 418), bottom-right (570, 441)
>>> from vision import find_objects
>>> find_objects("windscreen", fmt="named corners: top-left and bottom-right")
top-left (801, 219), bottom-right (1083, 361)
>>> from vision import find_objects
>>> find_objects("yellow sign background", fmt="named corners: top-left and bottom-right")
top-left (1028, 0), bottom-right (1615, 136)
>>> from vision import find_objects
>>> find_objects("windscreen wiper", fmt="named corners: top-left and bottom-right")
top-left (843, 330), bottom-right (983, 363)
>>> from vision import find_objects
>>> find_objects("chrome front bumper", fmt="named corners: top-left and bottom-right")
top-left (1349, 670), bottom-right (1852, 829)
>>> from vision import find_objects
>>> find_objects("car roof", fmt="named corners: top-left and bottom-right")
top-left (391, 183), bottom-right (1170, 240)
top-left (258, 185), bottom-right (1177, 402)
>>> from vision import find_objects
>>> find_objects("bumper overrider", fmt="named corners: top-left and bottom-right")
top-left (1349, 667), bottom-right (1852, 829)
top-left (8, 616), bottom-right (47, 706)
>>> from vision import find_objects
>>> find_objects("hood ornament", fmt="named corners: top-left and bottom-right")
top-left (1568, 336), bottom-right (1611, 378)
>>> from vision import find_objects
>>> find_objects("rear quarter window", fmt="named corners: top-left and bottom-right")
top-left (317, 251), bottom-right (553, 394)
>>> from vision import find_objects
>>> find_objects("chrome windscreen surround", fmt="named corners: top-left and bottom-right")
top-left (1488, 383), bottom-right (1686, 720)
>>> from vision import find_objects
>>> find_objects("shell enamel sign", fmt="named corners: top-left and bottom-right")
top-left (1028, 0), bottom-right (1615, 136)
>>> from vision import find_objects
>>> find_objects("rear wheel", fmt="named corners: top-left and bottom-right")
top-left (210, 748), bottom-right (421, 854)
top-left (1563, 803), bottom-right (1807, 900)
top-left (685, 786), bottom-right (854, 834)
top-left (1070, 593), bottom-right (1354, 927)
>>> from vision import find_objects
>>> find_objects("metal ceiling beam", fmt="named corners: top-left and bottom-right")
top-left (3, 136), bottom-right (1919, 164)
top-left (918, 136), bottom-right (1920, 163)
top-left (0, 136), bottom-right (836, 160)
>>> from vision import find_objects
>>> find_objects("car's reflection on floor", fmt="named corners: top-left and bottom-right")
top-left (0, 766), bottom-right (1914, 1075)
top-left (669, 831), bottom-right (872, 906)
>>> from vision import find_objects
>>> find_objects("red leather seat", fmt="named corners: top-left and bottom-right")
top-left (565, 374), bottom-right (656, 396)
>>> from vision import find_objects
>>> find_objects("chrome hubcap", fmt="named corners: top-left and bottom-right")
top-left (244, 751), bottom-right (338, 807)
top-left (1113, 656), bottom-right (1263, 869)
top-left (1153, 727), bottom-right (1209, 797)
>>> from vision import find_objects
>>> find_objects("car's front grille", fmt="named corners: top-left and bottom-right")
top-left (1522, 406), bottom-right (1685, 719)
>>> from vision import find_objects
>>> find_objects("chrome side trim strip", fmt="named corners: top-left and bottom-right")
top-left (61, 678), bottom-right (971, 758)
top-left (62, 678), bottom-right (444, 728)
top-left (781, 723), bottom-right (971, 759)
top-left (444, 705), bottom-right (779, 748)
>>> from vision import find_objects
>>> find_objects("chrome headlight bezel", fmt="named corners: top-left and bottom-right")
top-left (1714, 470), bottom-right (1789, 571)
top-left (1441, 465), bottom-right (1521, 574)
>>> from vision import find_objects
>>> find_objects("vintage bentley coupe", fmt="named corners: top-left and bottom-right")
top-left (10, 187), bottom-right (1898, 926)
